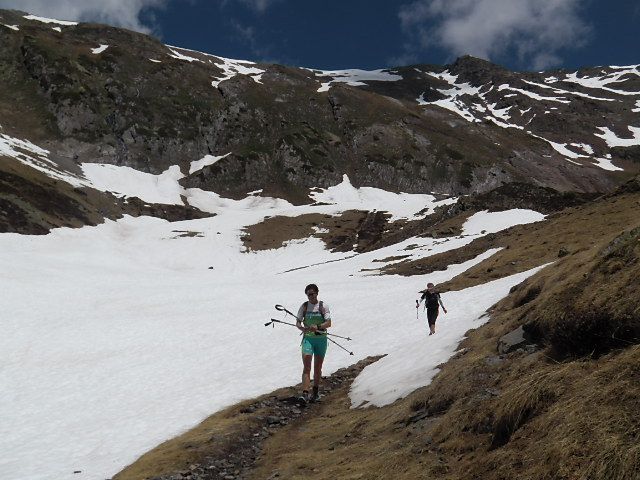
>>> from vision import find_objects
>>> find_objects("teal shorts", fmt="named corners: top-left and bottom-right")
top-left (301, 336), bottom-right (328, 357)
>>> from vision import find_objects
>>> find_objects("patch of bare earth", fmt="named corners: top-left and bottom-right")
top-left (241, 210), bottom-right (407, 253)
top-left (383, 192), bottom-right (640, 294)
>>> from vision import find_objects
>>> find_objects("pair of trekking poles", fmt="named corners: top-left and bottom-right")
top-left (265, 304), bottom-right (354, 355)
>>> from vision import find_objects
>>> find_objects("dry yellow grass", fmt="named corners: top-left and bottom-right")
top-left (113, 395), bottom-right (269, 480)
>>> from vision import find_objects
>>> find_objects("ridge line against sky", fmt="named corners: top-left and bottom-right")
top-left (0, 0), bottom-right (639, 71)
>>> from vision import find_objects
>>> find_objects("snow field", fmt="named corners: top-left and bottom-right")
top-left (1, 178), bottom-right (547, 480)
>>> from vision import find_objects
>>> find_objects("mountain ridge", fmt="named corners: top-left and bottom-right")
top-left (2, 9), bottom-right (639, 236)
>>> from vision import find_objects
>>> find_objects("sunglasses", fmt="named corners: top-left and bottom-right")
top-left (306, 291), bottom-right (318, 296)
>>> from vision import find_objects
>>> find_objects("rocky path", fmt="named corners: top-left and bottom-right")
top-left (146, 357), bottom-right (381, 480)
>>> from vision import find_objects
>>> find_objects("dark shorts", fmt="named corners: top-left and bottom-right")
top-left (427, 307), bottom-right (439, 326)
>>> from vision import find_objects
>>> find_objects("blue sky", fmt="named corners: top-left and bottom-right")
top-left (2, 0), bottom-right (639, 71)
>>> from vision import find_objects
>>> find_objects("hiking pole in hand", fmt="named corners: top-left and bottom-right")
top-left (327, 336), bottom-right (354, 355)
top-left (275, 304), bottom-right (300, 320)
top-left (266, 318), bottom-right (354, 355)
top-left (265, 318), bottom-right (298, 328)
top-left (274, 304), bottom-right (352, 341)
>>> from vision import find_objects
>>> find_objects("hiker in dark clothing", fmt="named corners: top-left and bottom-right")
top-left (417, 282), bottom-right (447, 335)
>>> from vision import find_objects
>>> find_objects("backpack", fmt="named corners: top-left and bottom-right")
top-left (302, 301), bottom-right (326, 335)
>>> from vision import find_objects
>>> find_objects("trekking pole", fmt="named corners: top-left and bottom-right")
top-left (264, 318), bottom-right (298, 328)
top-left (274, 304), bottom-right (352, 341)
top-left (327, 336), bottom-right (354, 355)
top-left (416, 300), bottom-right (419, 319)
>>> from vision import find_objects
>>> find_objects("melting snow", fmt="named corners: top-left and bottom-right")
top-left (462, 210), bottom-right (545, 235)
top-left (530, 134), bottom-right (623, 171)
top-left (425, 71), bottom-right (483, 122)
top-left (167, 46), bottom-right (202, 63)
top-left (189, 153), bottom-right (232, 174)
top-left (23, 14), bottom-right (77, 26)
top-left (0, 131), bottom-right (89, 187)
top-left (91, 44), bottom-right (109, 55)
top-left (210, 56), bottom-right (265, 87)
top-left (312, 68), bottom-right (402, 93)
top-left (497, 84), bottom-right (570, 103)
top-left (592, 154), bottom-right (623, 172)
top-left (563, 68), bottom-right (640, 96)
top-left (2, 23), bottom-right (19, 30)
top-left (310, 174), bottom-right (457, 221)
top-left (521, 79), bottom-right (617, 102)
top-left (594, 126), bottom-right (640, 148)
top-left (81, 164), bottom-right (186, 204)
top-left (570, 143), bottom-right (594, 155)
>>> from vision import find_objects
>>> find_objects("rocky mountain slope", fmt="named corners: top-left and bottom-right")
top-left (1, 9), bottom-right (639, 235)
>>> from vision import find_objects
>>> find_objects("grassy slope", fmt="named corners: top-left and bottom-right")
top-left (116, 182), bottom-right (640, 479)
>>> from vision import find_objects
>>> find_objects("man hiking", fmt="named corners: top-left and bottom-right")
top-left (417, 282), bottom-right (447, 335)
top-left (296, 283), bottom-right (332, 403)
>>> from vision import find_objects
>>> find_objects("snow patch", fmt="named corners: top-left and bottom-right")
top-left (24, 14), bottom-right (77, 26)
top-left (564, 68), bottom-right (640, 96)
top-left (2, 23), bottom-right (19, 30)
top-left (210, 56), bottom-right (265, 87)
top-left (91, 44), bottom-right (109, 54)
top-left (312, 68), bottom-right (402, 93)
top-left (521, 79), bottom-right (617, 102)
top-left (498, 83), bottom-right (570, 103)
top-left (310, 174), bottom-right (456, 221)
top-left (592, 154), bottom-right (623, 172)
top-left (0, 131), bottom-right (89, 187)
top-left (425, 71), bottom-right (483, 122)
top-left (570, 143), bottom-right (594, 155)
top-left (167, 47), bottom-right (202, 63)
top-left (189, 153), bottom-right (231, 174)
top-left (81, 164), bottom-right (186, 204)
top-left (594, 126), bottom-right (640, 148)
top-left (462, 210), bottom-right (545, 235)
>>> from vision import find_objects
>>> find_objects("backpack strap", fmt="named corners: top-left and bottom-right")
top-left (302, 301), bottom-right (308, 322)
top-left (319, 301), bottom-right (325, 319)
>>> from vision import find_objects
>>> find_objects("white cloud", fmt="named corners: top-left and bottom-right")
top-left (398, 0), bottom-right (590, 69)
top-left (0, 0), bottom-right (168, 33)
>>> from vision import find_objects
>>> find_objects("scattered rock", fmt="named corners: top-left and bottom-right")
top-left (497, 326), bottom-right (535, 354)
top-left (149, 356), bottom-right (382, 480)
top-left (484, 355), bottom-right (504, 366)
